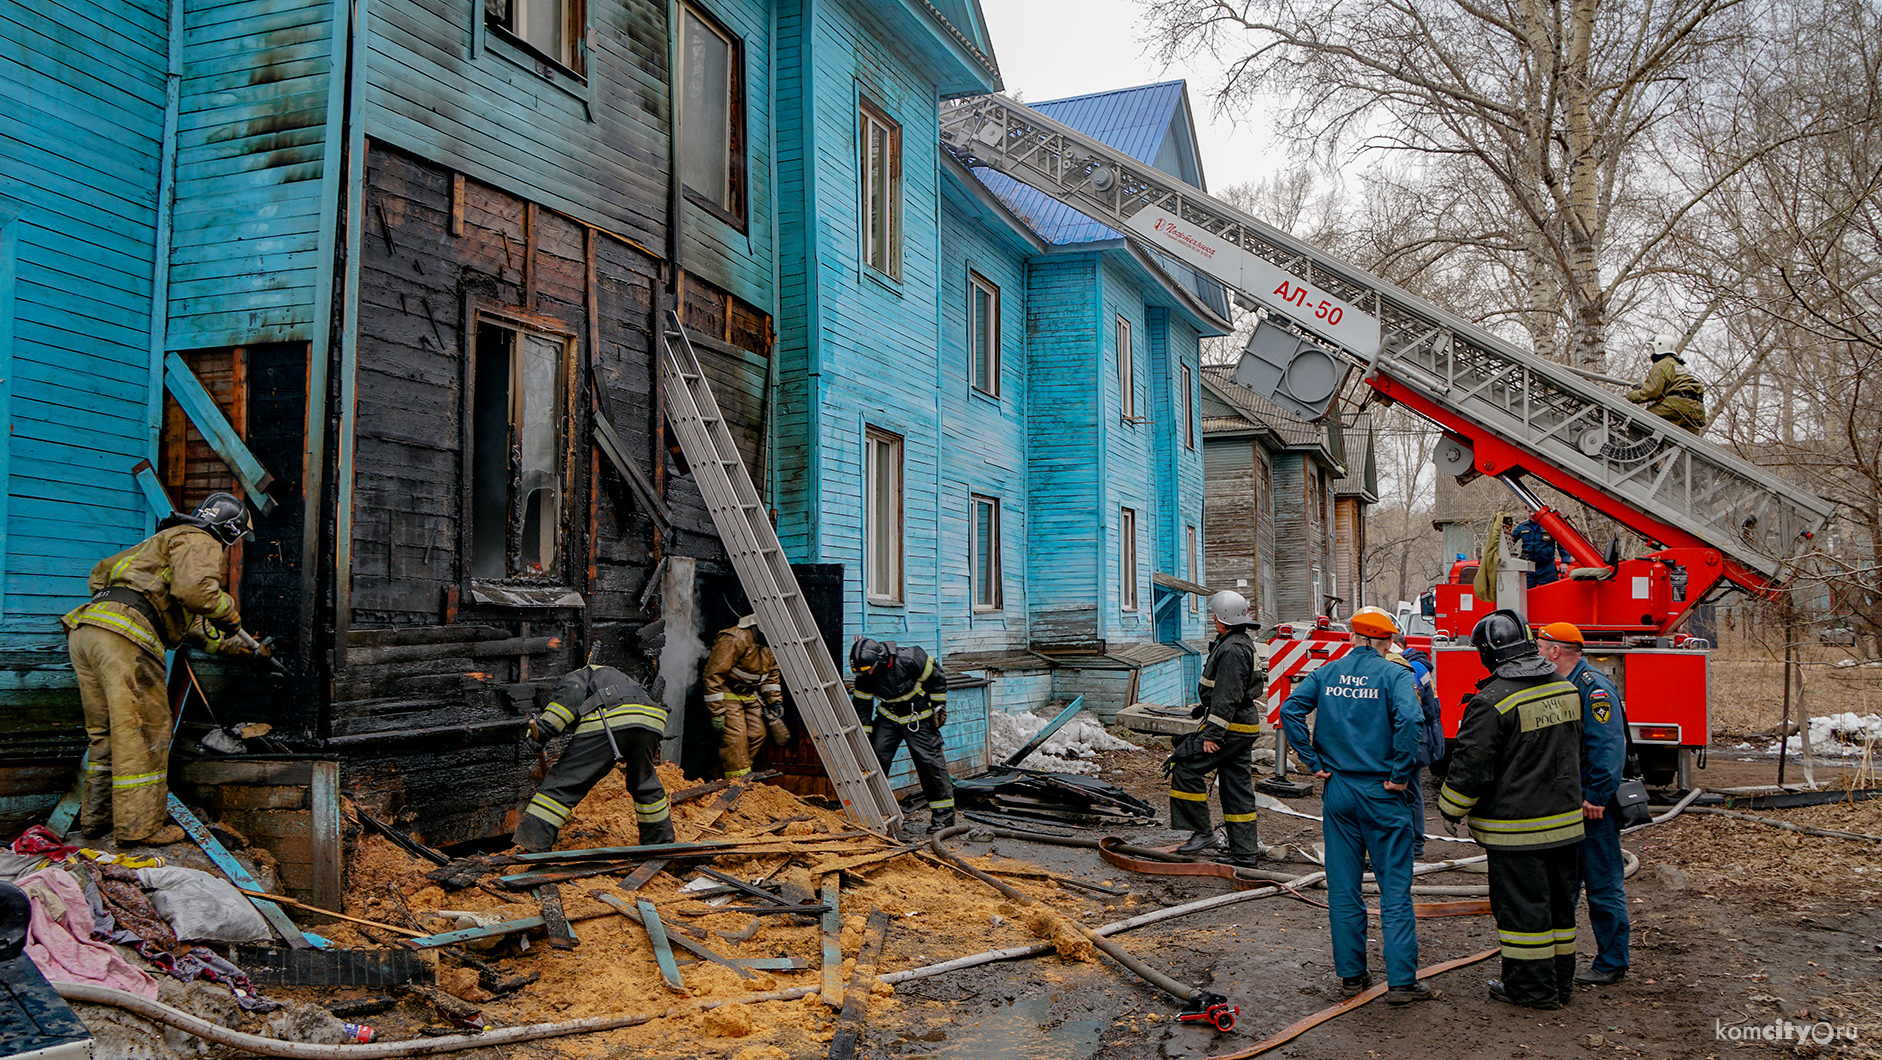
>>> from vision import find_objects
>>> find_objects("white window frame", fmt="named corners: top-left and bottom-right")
top-left (969, 271), bottom-right (1000, 397)
top-left (1186, 524), bottom-right (1198, 613)
top-left (865, 426), bottom-right (904, 604)
top-left (859, 101), bottom-right (902, 280)
top-left (970, 494), bottom-right (1002, 612)
top-left (1116, 315), bottom-right (1135, 420)
top-left (677, 3), bottom-right (743, 221)
top-left (1181, 362), bottom-right (1194, 449)
top-left (1120, 506), bottom-right (1139, 611)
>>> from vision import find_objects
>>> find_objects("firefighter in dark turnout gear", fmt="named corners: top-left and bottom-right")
top-left (1438, 610), bottom-right (1585, 1009)
top-left (850, 637), bottom-right (955, 833)
top-left (702, 615), bottom-right (788, 779)
top-left (1283, 606), bottom-right (1433, 1003)
top-left (1169, 591), bottom-right (1265, 867)
top-left (61, 492), bottom-right (266, 845)
top-left (512, 665), bottom-right (674, 852)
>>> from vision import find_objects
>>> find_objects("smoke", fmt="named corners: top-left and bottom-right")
top-left (659, 614), bottom-right (707, 720)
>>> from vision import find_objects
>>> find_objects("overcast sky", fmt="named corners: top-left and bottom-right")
top-left (978, 1), bottom-right (1283, 192)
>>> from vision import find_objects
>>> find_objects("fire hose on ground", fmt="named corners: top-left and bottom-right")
top-left (929, 824), bottom-right (1240, 1031)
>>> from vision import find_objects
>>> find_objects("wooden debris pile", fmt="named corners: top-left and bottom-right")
top-left (296, 764), bottom-right (1138, 1058)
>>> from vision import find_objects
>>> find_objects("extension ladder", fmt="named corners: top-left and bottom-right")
top-left (939, 96), bottom-right (1835, 587)
top-left (656, 311), bottom-right (903, 835)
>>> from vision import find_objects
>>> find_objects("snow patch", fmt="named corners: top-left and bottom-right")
top-left (987, 708), bottom-right (1136, 774)
top-left (1769, 712), bottom-right (1882, 757)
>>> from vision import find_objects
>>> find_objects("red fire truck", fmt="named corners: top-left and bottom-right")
top-left (940, 94), bottom-right (1837, 791)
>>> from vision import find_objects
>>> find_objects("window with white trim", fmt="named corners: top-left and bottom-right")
top-left (969, 271), bottom-right (999, 396)
top-left (1120, 506), bottom-right (1139, 611)
top-left (971, 494), bottom-right (1001, 611)
top-left (1116, 315), bottom-right (1134, 419)
top-left (865, 427), bottom-right (904, 603)
top-left (859, 102), bottom-right (902, 279)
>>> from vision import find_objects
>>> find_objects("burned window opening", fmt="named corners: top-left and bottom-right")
top-left (472, 317), bottom-right (571, 582)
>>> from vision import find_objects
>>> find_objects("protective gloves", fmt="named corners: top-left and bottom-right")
top-left (1441, 814), bottom-right (1464, 838)
top-left (710, 713), bottom-right (728, 735)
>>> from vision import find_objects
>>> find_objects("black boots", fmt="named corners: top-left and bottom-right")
top-left (1176, 830), bottom-right (1221, 856)
top-left (926, 809), bottom-right (957, 834)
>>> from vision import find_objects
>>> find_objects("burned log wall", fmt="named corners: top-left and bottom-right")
top-left (338, 143), bottom-right (762, 844)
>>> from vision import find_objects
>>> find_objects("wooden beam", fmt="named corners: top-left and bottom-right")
top-left (162, 352), bottom-right (276, 514)
top-left (537, 884), bottom-right (576, 950)
top-left (167, 795), bottom-right (324, 949)
top-left (828, 910), bottom-right (890, 1060)
top-left (637, 900), bottom-right (684, 992)
top-left (820, 877), bottom-right (843, 1008)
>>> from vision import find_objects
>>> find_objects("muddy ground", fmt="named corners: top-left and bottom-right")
top-left (846, 751), bottom-right (1882, 1060)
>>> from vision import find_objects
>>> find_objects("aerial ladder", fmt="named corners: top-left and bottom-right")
top-left (939, 95), bottom-right (1836, 786)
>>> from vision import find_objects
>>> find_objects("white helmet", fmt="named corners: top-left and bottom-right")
top-left (1651, 332), bottom-right (1679, 359)
top-left (1207, 590), bottom-right (1259, 629)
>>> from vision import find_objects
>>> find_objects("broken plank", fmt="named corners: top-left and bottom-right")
top-left (402, 917), bottom-right (546, 949)
top-left (589, 893), bottom-right (752, 979)
top-left (357, 807), bottom-right (451, 866)
top-left (637, 900), bottom-right (684, 992)
top-left (167, 795), bottom-right (326, 950)
top-left (498, 861), bottom-right (639, 888)
top-left (676, 956), bottom-right (807, 971)
top-left (618, 860), bottom-right (667, 892)
top-left (537, 884), bottom-right (576, 950)
top-left (692, 866), bottom-right (786, 903)
top-left (809, 843), bottom-right (921, 877)
top-left (828, 909), bottom-right (890, 1060)
top-left (820, 878), bottom-right (842, 1009)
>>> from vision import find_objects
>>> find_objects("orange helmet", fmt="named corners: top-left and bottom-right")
top-left (1349, 606), bottom-right (1398, 639)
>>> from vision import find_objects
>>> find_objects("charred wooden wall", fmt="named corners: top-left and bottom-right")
top-left (336, 142), bottom-right (766, 844)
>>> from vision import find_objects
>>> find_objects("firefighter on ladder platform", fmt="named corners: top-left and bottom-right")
top-left (702, 612), bottom-right (791, 780)
top-left (1167, 590), bottom-right (1265, 868)
top-left (1628, 332), bottom-right (1707, 433)
top-left (61, 493), bottom-right (273, 846)
top-left (512, 665), bottom-right (674, 851)
top-left (1439, 610), bottom-right (1585, 1010)
top-left (850, 637), bottom-right (955, 834)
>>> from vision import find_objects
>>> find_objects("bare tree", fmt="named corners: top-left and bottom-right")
top-left (1144, 0), bottom-right (1763, 370)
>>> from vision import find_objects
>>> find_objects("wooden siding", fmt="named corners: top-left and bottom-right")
top-left (936, 189), bottom-right (1029, 657)
top-left (357, 0), bottom-right (780, 312)
top-left (1021, 256), bottom-right (1099, 648)
top-left (1270, 452), bottom-right (1314, 620)
top-left (167, 0), bottom-right (337, 350)
top-left (1334, 495), bottom-right (1364, 611)
top-left (1203, 437), bottom-right (1257, 596)
top-left (0, 0), bottom-right (169, 744)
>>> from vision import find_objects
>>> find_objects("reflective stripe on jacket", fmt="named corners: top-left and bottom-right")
top-left (702, 625), bottom-right (783, 706)
top-left (851, 645), bottom-right (947, 728)
top-left (1438, 662), bottom-right (1585, 850)
top-left (1197, 627), bottom-right (1263, 740)
top-left (535, 664), bottom-right (667, 740)
top-left (61, 525), bottom-right (240, 659)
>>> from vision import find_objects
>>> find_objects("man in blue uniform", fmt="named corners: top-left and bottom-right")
top-left (1281, 607), bottom-right (1433, 1004)
top-left (1510, 518), bottom-right (1567, 589)
top-left (1538, 622), bottom-right (1631, 986)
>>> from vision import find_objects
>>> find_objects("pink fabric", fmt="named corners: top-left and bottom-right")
top-left (18, 867), bottom-right (158, 1000)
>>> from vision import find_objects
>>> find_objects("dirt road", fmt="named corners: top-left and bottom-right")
top-left (865, 752), bottom-right (1882, 1059)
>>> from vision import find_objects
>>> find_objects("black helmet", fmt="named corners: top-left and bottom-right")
top-left (850, 636), bottom-right (893, 675)
top-left (1470, 609), bottom-right (1535, 671)
top-left (174, 492), bottom-right (250, 546)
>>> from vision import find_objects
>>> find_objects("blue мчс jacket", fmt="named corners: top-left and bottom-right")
top-left (1280, 645), bottom-right (1424, 786)
top-left (1568, 657), bottom-right (1628, 808)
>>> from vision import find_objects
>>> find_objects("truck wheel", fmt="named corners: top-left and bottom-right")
top-left (1638, 747), bottom-right (1676, 789)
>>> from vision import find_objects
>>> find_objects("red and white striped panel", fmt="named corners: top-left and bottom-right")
top-left (1263, 632), bottom-right (1356, 724)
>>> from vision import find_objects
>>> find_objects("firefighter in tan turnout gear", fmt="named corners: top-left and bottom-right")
top-left (61, 493), bottom-right (269, 845)
top-left (702, 615), bottom-right (790, 780)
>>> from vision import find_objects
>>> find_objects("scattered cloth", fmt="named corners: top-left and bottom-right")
top-left (136, 866), bottom-right (273, 944)
top-left (17, 867), bottom-right (158, 1000)
top-left (80, 866), bottom-right (279, 1013)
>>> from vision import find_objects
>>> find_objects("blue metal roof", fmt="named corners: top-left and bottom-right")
top-left (975, 81), bottom-right (1227, 317)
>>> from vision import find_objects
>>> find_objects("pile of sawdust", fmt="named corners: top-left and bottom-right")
top-left (332, 763), bottom-right (1121, 1059)
top-left (1648, 797), bottom-right (1882, 900)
